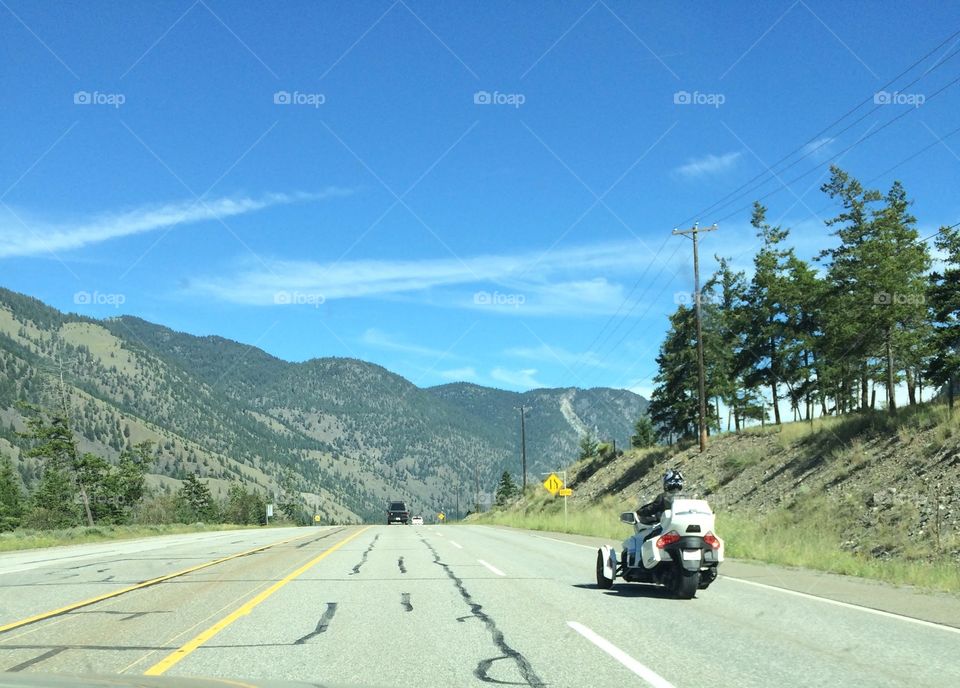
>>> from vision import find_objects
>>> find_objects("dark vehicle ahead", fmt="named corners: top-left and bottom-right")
top-left (387, 501), bottom-right (409, 525)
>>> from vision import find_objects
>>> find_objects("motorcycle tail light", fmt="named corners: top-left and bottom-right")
top-left (704, 533), bottom-right (720, 549)
top-left (656, 531), bottom-right (680, 549)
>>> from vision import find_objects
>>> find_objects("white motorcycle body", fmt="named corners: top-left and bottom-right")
top-left (596, 498), bottom-right (723, 598)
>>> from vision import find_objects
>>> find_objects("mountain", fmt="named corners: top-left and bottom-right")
top-left (0, 287), bottom-right (648, 522)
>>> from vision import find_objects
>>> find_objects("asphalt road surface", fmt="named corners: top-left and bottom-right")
top-left (1, 525), bottom-right (958, 687)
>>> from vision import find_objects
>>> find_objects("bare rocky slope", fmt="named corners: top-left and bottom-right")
top-left (566, 407), bottom-right (960, 564)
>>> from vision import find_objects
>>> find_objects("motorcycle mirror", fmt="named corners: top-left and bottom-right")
top-left (619, 511), bottom-right (638, 525)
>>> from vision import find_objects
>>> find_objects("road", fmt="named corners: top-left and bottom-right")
top-left (1, 524), bottom-right (958, 687)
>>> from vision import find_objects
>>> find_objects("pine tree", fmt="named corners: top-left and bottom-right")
top-left (927, 223), bottom-right (960, 405)
top-left (630, 416), bottom-right (656, 448)
top-left (819, 166), bottom-right (884, 412)
top-left (29, 467), bottom-right (80, 529)
top-left (495, 471), bottom-right (518, 506)
top-left (18, 402), bottom-right (95, 526)
top-left (739, 202), bottom-right (795, 425)
top-left (0, 456), bottom-right (25, 531)
top-left (649, 305), bottom-right (702, 442)
top-left (177, 473), bottom-right (214, 522)
top-left (578, 431), bottom-right (599, 460)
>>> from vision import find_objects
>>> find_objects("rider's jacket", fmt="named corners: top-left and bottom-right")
top-left (636, 491), bottom-right (683, 523)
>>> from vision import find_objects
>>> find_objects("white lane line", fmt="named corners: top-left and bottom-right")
top-left (530, 533), bottom-right (595, 549)
top-left (449, 540), bottom-right (463, 549)
top-left (567, 621), bottom-right (675, 688)
top-left (477, 559), bottom-right (505, 576)
top-left (724, 577), bottom-right (960, 635)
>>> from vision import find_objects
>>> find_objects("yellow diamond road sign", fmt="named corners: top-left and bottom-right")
top-left (543, 473), bottom-right (563, 495)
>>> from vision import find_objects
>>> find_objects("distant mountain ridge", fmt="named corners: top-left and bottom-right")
top-left (0, 287), bottom-right (647, 522)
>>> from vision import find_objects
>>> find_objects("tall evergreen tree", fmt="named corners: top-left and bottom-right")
top-left (927, 223), bottom-right (960, 404)
top-left (649, 305), bottom-right (703, 442)
top-left (18, 402), bottom-right (94, 526)
top-left (0, 455), bottom-right (25, 531)
top-left (738, 202), bottom-right (794, 424)
top-left (177, 473), bottom-right (215, 522)
top-left (495, 471), bottom-right (519, 506)
top-left (630, 416), bottom-right (656, 448)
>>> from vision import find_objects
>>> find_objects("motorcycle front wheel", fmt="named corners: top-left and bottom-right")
top-left (596, 550), bottom-right (613, 589)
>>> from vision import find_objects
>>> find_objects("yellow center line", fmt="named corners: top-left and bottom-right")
top-left (120, 575), bottom-right (281, 674)
top-left (0, 529), bottom-right (318, 635)
top-left (144, 526), bottom-right (371, 676)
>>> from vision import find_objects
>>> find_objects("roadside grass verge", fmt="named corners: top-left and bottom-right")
top-left (718, 508), bottom-right (960, 593)
top-left (0, 522), bottom-right (276, 552)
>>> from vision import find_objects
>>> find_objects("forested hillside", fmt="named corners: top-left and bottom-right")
top-left (0, 290), bottom-right (647, 525)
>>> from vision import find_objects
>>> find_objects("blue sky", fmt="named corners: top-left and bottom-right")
top-left (1, 1), bottom-right (958, 396)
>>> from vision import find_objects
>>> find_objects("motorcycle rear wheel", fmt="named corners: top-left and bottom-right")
top-left (674, 570), bottom-right (699, 599)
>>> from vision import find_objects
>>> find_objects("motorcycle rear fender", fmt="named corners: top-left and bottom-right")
top-left (639, 538), bottom-right (664, 569)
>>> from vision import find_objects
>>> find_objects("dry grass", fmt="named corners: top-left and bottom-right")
top-left (0, 522), bottom-right (276, 552)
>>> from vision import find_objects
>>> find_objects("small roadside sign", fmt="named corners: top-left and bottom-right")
top-left (314, 514), bottom-right (322, 523)
top-left (559, 487), bottom-right (572, 497)
top-left (438, 512), bottom-right (446, 522)
top-left (543, 473), bottom-right (563, 495)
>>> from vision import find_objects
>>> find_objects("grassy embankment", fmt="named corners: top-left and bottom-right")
top-left (0, 522), bottom-right (284, 552)
top-left (474, 404), bottom-right (960, 593)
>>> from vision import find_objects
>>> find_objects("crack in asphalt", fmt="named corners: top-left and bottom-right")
top-left (420, 538), bottom-right (543, 687)
top-left (6, 647), bottom-right (66, 672)
top-left (294, 603), bottom-right (337, 644)
top-left (296, 528), bottom-right (345, 549)
top-left (348, 534), bottom-right (379, 575)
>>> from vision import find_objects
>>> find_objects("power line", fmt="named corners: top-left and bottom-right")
top-left (678, 28), bottom-right (960, 227)
top-left (714, 70), bottom-right (960, 225)
top-left (569, 234), bottom-right (674, 377)
top-left (568, 30), bottom-right (960, 390)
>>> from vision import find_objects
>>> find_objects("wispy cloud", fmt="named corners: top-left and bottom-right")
top-left (505, 343), bottom-right (607, 369)
top-left (190, 240), bottom-right (679, 316)
top-left (490, 367), bottom-right (545, 390)
top-left (360, 328), bottom-right (465, 360)
top-left (674, 152), bottom-right (741, 178)
top-left (0, 189), bottom-right (353, 259)
top-left (802, 137), bottom-right (835, 161)
top-left (439, 366), bottom-right (478, 381)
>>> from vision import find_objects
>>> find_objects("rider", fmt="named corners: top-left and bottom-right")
top-left (636, 469), bottom-right (685, 524)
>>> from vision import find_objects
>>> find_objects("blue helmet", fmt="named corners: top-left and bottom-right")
top-left (663, 469), bottom-right (684, 493)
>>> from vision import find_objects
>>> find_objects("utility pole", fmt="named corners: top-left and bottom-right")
top-left (514, 405), bottom-right (528, 491)
top-left (673, 222), bottom-right (718, 453)
top-left (456, 473), bottom-right (461, 521)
